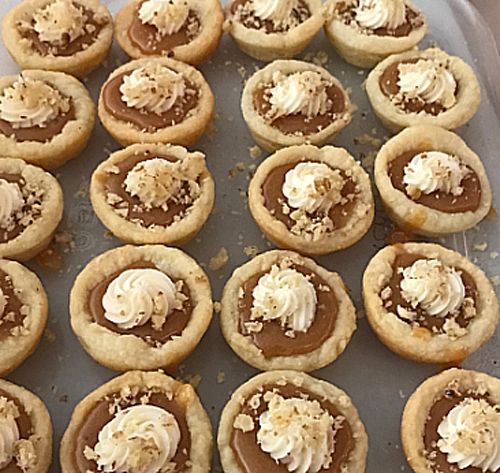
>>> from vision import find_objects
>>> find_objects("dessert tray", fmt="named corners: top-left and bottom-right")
top-left (1, 0), bottom-right (499, 471)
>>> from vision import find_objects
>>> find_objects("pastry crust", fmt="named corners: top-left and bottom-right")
top-left (374, 126), bottom-right (492, 236)
top-left (69, 244), bottom-right (213, 372)
top-left (220, 250), bottom-right (357, 371)
top-left (365, 48), bottom-right (481, 133)
top-left (98, 57), bottom-right (214, 147)
top-left (362, 243), bottom-right (500, 364)
top-left (0, 379), bottom-right (53, 473)
top-left (0, 158), bottom-right (63, 262)
top-left (224, 0), bottom-right (325, 61)
top-left (248, 144), bottom-right (375, 256)
top-left (60, 370), bottom-right (212, 473)
top-left (90, 143), bottom-right (215, 246)
top-left (324, 0), bottom-right (427, 68)
top-left (2, 0), bottom-right (113, 78)
top-left (0, 260), bottom-right (48, 376)
top-left (241, 60), bottom-right (354, 152)
top-left (218, 370), bottom-right (368, 473)
top-left (401, 368), bottom-right (500, 473)
top-left (115, 0), bottom-right (224, 65)
top-left (0, 70), bottom-right (96, 170)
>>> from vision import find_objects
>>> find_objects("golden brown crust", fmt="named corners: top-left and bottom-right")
top-left (115, 0), bottom-right (224, 65)
top-left (60, 370), bottom-right (212, 473)
top-left (362, 243), bottom-right (500, 364)
top-left (98, 57), bottom-right (214, 147)
top-left (90, 143), bottom-right (215, 246)
top-left (2, 0), bottom-right (113, 78)
top-left (248, 144), bottom-right (375, 256)
top-left (374, 126), bottom-right (492, 236)
top-left (69, 245), bottom-right (213, 371)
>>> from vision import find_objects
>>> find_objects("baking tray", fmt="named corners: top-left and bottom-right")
top-left (1, 0), bottom-right (499, 471)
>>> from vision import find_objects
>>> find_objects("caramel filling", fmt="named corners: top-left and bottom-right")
top-left (74, 390), bottom-right (190, 473)
top-left (262, 163), bottom-right (358, 232)
top-left (88, 262), bottom-right (192, 346)
top-left (230, 383), bottom-right (355, 473)
top-left (238, 264), bottom-right (338, 357)
top-left (388, 150), bottom-right (482, 213)
top-left (385, 252), bottom-right (477, 333)
top-left (253, 84), bottom-right (346, 136)
top-left (101, 72), bottom-right (199, 131)
top-left (128, 2), bottom-right (200, 55)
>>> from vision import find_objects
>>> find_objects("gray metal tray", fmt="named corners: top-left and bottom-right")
top-left (1, 0), bottom-right (499, 471)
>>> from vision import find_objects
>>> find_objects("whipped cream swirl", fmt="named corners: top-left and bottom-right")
top-left (92, 405), bottom-right (181, 473)
top-left (32, 0), bottom-right (86, 45)
top-left (251, 264), bottom-right (317, 333)
top-left (0, 76), bottom-right (70, 129)
top-left (0, 179), bottom-right (24, 231)
top-left (269, 71), bottom-right (330, 119)
top-left (120, 64), bottom-right (186, 116)
top-left (397, 59), bottom-right (457, 110)
top-left (139, 0), bottom-right (190, 36)
top-left (400, 259), bottom-right (465, 318)
top-left (257, 393), bottom-right (335, 473)
top-left (102, 268), bottom-right (178, 330)
top-left (437, 398), bottom-right (500, 472)
top-left (403, 151), bottom-right (470, 200)
top-left (0, 397), bottom-right (20, 470)
top-left (355, 0), bottom-right (406, 31)
top-left (251, 0), bottom-right (298, 26)
top-left (283, 162), bottom-right (344, 214)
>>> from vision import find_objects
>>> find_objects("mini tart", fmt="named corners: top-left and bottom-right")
top-left (0, 70), bottom-right (96, 170)
top-left (248, 144), bottom-right (375, 256)
top-left (0, 158), bottom-right (63, 262)
top-left (218, 370), bottom-right (368, 473)
top-left (365, 48), bottom-right (481, 133)
top-left (2, 0), bottom-right (113, 78)
top-left (220, 250), bottom-right (356, 371)
top-left (98, 57), bottom-right (214, 147)
top-left (362, 243), bottom-right (500, 364)
top-left (374, 125), bottom-right (492, 236)
top-left (0, 260), bottom-right (48, 376)
top-left (69, 244), bottom-right (213, 372)
top-left (225, 0), bottom-right (325, 61)
top-left (242, 60), bottom-right (354, 152)
top-left (90, 143), bottom-right (215, 246)
top-left (401, 368), bottom-right (500, 473)
top-left (115, 0), bottom-right (224, 65)
top-left (325, 0), bottom-right (427, 68)
top-left (60, 370), bottom-right (212, 473)
top-left (0, 378), bottom-right (53, 473)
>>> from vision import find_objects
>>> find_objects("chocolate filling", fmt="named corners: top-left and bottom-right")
top-left (379, 60), bottom-right (455, 115)
top-left (423, 388), bottom-right (492, 473)
top-left (388, 150), bottom-right (482, 213)
top-left (231, 383), bottom-right (355, 473)
top-left (20, 4), bottom-right (107, 57)
top-left (128, 2), bottom-right (200, 55)
top-left (335, 1), bottom-right (423, 37)
top-left (88, 261), bottom-right (192, 346)
top-left (75, 389), bottom-right (190, 473)
top-left (102, 72), bottom-right (199, 132)
top-left (99, 153), bottom-right (197, 227)
top-left (385, 252), bottom-right (477, 332)
top-left (0, 389), bottom-right (33, 473)
top-left (231, 0), bottom-right (311, 33)
top-left (0, 102), bottom-right (75, 143)
top-left (253, 84), bottom-right (346, 136)
top-left (238, 264), bottom-right (338, 357)
top-left (0, 269), bottom-right (25, 341)
top-left (262, 163), bottom-right (358, 232)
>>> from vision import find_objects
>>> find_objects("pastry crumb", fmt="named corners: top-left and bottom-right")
top-left (491, 276), bottom-right (500, 287)
top-left (216, 372), bottom-right (226, 384)
top-left (213, 301), bottom-right (222, 314)
top-left (473, 242), bottom-right (488, 252)
top-left (209, 248), bottom-right (229, 271)
top-left (354, 133), bottom-right (382, 148)
top-left (249, 145), bottom-right (262, 160)
top-left (185, 374), bottom-right (202, 388)
top-left (490, 251), bottom-right (499, 260)
top-left (244, 245), bottom-right (259, 258)
top-left (43, 329), bottom-right (56, 343)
